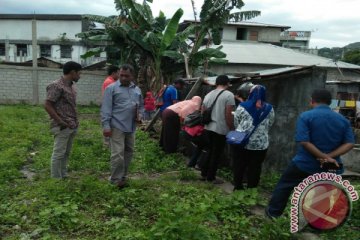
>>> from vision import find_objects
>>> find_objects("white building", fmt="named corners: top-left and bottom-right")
top-left (0, 14), bottom-right (106, 66)
top-left (181, 20), bottom-right (360, 79)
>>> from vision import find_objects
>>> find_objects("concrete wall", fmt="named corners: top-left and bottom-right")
top-left (0, 19), bottom-right (82, 40)
top-left (258, 28), bottom-right (282, 43)
top-left (0, 44), bottom-right (88, 64)
top-left (0, 18), bottom-right (106, 65)
top-left (0, 65), bottom-right (106, 105)
top-left (222, 26), bottom-right (281, 43)
top-left (184, 67), bottom-right (329, 172)
top-left (256, 68), bottom-right (327, 171)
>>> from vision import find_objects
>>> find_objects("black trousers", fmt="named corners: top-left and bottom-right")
top-left (159, 109), bottom-right (180, 153)
top-left (231, 147), bottom-right (268, 190)
top-left (201, 130), bottom-right (226, 181)
top-left (267, 162), bottom-right (310, 217)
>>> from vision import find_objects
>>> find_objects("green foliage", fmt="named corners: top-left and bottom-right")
top-left (342, 49), bottom-right (360, 65)
top-left (188, 0), bottom-right (260, 75)
top-left (318, 47), bottom-right (344, 61)
top-left (1, 105), bottom-right (359, 240)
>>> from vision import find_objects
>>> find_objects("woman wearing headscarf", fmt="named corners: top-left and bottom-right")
top-left (160, 96), bottom-right (202, 153)
top-left (232, 85), bottom-right (275, 190)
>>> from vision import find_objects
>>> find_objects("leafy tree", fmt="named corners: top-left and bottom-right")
top-left (342, 49), bottom-right (360, 65)
top-left (78, 0), bottom-right (192, 90)
top-left (78, 0), bottom-right (261, 89)
top-left (318, 47), bottom-right (344, 61)
top-left (186, 0), bottom-right (261, 75)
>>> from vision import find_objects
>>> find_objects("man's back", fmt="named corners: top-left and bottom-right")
top-left (203, 89), bottom-right (235, 135)
top-left (294, 105), bottom-right (354, 174)
top-left (160, 85), bottom-right (178, 112)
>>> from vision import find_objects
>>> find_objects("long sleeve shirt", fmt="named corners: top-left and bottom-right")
top-left (234, 105), bottom-right (275, 150)
top-left (101, 81), bottom-right (144, 133)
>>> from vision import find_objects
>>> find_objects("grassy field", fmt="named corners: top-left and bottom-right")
top-left (0, 105), bottom-right (359, 240)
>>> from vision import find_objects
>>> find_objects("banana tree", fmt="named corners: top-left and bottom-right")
top-left (187, 0), bottom-right (261, 75)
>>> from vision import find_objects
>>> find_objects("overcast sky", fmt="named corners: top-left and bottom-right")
top-left (2, 0), bottom-right (359, 48)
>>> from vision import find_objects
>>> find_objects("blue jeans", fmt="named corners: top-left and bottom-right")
top-left (267, 162), bottom-right (310, 217)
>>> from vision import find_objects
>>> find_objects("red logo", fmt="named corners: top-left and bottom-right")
top-left (300, 181), bottom-right (351, 230)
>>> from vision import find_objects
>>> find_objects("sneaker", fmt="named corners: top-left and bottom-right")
top-left (265, 207), bottom-right (277, 220)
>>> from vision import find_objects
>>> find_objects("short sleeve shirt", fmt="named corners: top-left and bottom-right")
top-left (160, 85), bottom-right (178, 112)
top-left (203, 89), bottom-right (235, 135)
top-left (293, 105), bottom-right (355, 174)
top-left (46, 77), bottom-right (78, 129)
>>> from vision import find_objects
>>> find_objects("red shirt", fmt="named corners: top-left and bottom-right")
top-left (144, 92), bottom-right (156, 111)
top-left (101, 76), bottom-right (116, 95)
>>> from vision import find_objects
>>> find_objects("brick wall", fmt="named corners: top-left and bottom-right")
top-left (0, 65), bottom-right (106, 105)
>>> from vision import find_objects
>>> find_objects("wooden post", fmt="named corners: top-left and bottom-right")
top-left (183, 53), bottom-right (191, 79)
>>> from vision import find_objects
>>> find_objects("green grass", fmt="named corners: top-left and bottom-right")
top-left (0, 105), bottom-right (359, 240)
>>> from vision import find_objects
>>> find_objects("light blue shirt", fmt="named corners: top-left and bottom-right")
top-left (101, 81), bottom-right (144, 133)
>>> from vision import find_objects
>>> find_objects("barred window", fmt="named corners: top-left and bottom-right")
top-left (17, 44), bottom-right (28, 56)
top-left (40, 45), bottom-right (51, 57)
top-left (60, 45), bottom-right (72, 58)
top-left (0, 44), bottom-right (5, 56)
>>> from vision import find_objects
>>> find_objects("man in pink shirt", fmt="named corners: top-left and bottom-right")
top-left (102, 65), bottom-right (120, 95)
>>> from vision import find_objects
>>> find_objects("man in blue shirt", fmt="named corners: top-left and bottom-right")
top-left (101, 64), bottom-right (144, 189)
top-left (266, 89), bottom-right (354, 218)
top-left (159, 79), bottom-right (186, 112)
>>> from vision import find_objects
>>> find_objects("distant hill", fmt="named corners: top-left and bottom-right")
top-left (344, 42), bottom-right (360, 49)
top-left (318, 42), bottom-right (360, 61)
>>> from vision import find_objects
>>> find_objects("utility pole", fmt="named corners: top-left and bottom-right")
top-left (32, 15), bottom-right (39, 104)
top-left (5, 37), bottom-right (10, 61)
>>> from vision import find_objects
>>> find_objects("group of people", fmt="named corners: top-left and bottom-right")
top-left (159, 75), bottom-right (275, 188)
top-left (45, 61), bottom-right (355, 218)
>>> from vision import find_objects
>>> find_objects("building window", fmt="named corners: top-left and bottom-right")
top-left (40, 45), bottom-right (51, 57)
top-left (236, 28), bottom-right (247, 40)
top-left (17, 44), bottom-right (28, 56)
top-left (0, 44), bottom-right (5, 56)
top-left (60, 45), bottom-right (72, 58)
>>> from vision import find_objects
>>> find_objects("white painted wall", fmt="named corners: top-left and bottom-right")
top-left (0, 18), bottom-right (106, 65)
top-left (0, 19), bottom-right (82, 40)
top-left (258, 28), bottom-right (281, 43)
top-left (221, 26), bottom-right (282, 43)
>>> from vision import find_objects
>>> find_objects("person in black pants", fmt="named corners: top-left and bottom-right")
top-left (200, 75), bottom-right (235, 183)
top-left (231, 85), bottom-right (275, 190)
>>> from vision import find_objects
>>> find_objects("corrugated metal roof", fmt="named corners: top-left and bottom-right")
top-left (215, 42), bottom-right (360, 69)
top-left (248, 66), bottom-right (303, 76)
top-left (203, 66), bottom-right (310, 84)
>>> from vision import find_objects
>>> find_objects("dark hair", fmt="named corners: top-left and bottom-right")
top-left (311, 89), bottom-right (332, 105)
top-left (174, 79), bottom-right (186, 86)
top-left (215, 75), bottom-right (230, 86)
top-left (119, 64), bottom-right (134, 75)
top-left (63, 61), bottom-right (82, 75)
top-left (107, 65), bottom-right (119, 76)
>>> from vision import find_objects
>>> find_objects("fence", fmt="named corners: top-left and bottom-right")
top-left (0, 65), bottom-right (106, 105)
